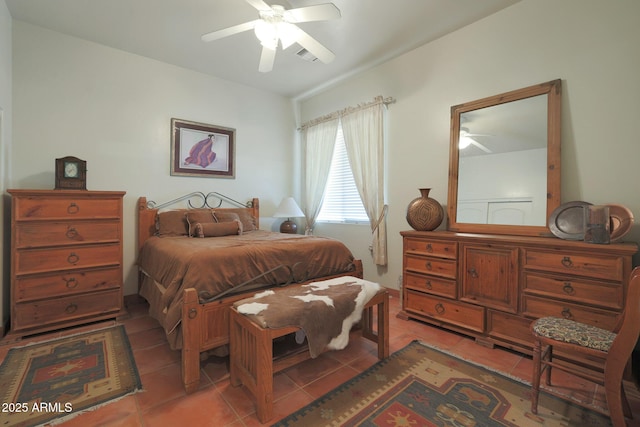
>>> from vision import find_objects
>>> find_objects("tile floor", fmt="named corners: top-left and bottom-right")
top-left (2, 290), bottom-right (640, 426)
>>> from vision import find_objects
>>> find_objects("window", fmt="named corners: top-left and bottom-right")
top-left (317, 124), bottom-right (369, 223)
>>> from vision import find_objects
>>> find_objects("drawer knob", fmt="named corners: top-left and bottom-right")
top-left (561, 256), bottom-right (573, 268)
top-left (65, 303), bottom-right (78, 314)
top-left (425, 244), bottom-right (433, 252)
top-left (65, 277), bottom-right (79, 289)
top-left (67, 202), bottom-right (80, 214)
top-left (562, 282), bottom-right (575, 295)
top-left (67, 252), bottom-right (80, 264)
top-left (425, 261), bottom-right (432, 270)
top-left (435, 303), bottom-right (445, 315)
top-left (65, 227), bottom-right (78, 239)
top-left (467, 268), bottom-right (479, 278)
top-left (561, 308), bottom-right (573, 319)
top-left (425, 280), bottom-right (432, 290)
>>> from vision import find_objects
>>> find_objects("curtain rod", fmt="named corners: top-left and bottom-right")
top-left (299, 95), bottom-right (396, 131)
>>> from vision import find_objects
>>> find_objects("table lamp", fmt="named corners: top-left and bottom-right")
top-left (273, 197), bottom-right (304, 234)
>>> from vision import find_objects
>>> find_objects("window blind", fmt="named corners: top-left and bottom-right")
top-left (317, 125), bottom-right (369, 223)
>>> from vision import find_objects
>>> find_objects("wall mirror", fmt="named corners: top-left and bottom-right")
top-left (446, 79), bottom-right (562, 237)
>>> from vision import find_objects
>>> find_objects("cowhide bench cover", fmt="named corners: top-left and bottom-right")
top-left (230, 276), bottom-right (388, 422)
top-left (234, 276), bottom-right (381, 357)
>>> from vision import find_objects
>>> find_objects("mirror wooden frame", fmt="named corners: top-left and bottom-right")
top-left (446, 79), bottom-right (562, 237)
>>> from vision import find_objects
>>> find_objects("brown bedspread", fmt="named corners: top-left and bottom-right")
top-left (138, 230), bottom-right (356, 339)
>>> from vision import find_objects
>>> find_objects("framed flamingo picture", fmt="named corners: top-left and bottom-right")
top-left (170, 118), bottom-right (235, 178)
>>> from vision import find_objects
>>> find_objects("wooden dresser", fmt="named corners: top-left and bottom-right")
top-left (7, 189), bottom-right (126, 339)
top-left (399, 230), bottom-right (638, 365)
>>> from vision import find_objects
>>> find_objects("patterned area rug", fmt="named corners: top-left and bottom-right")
top-left (0, 325), bottom-right (142, 427)
top-left (273, 340), bottom-right (611, 426)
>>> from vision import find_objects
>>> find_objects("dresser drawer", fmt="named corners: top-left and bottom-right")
top-left (523, 249), bottom-right (623, 281)
top-left (13, 289), bottom-right (121, 331)
top-left (404, 271), bottom-right (456, 298)
top-left (404, 238), bottom-right (456, 259)
top-left (487, 310), bottom-right (533, 349)
top-left (405, 254), bottom-right (456, 279)
top-left (523, 272), bottom-right (623, 310)
top-left (15, 221), bottom-right (120, 249)
top-left (15, 267), bottom-right (121, 302)
top-left (15, 244), bottom-right (120, 275)
top-left (405, 290), bottom-right (484, 332)
top-left (13, 196), bottom-right (121, 220)
top-left (522, 295), bottom-right (619, 330)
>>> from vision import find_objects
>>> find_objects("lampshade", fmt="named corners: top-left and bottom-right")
top-left (273, 197), bottom-right (304, 219)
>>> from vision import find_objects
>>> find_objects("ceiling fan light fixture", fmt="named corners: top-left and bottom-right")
top-left (254, 19), bottom-right (278, 48)
top-left (459, 136), bottom-right (472, 149)
top-left (277, 22), bottom-right (297, 49)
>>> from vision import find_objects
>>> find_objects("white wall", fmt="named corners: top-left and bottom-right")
top-left (11, 21), bottom-right (296, 296)
top-left (0, 0), bottom-right (12, 330)
top-left (299, 0), bottom-right (640, 289)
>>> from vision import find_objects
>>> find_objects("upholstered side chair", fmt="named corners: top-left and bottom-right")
top-left (530, 266), bottom-right (640, 427)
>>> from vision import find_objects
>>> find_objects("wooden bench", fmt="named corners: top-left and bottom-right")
top-left (229, 287), bottom-right (389, 423)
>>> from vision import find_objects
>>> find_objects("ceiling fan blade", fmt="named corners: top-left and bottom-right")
top-left (258, 46), bottom-right (276, 73)
top-left (469, 139), bottom-right (492, 153)
top-left (201, 20), bottom-right (260, 42)
top-left (285, 3), bottom-right (341, 23)
top-left (245, 0), bottom-right (272, 11)
top-left (291, 26), bottom-right (335, 63)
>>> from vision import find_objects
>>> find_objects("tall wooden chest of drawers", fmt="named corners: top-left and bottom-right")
top-left (399, 230), bottom-right (638, 364)
top-left (8, 189), bottom-right (126, 338)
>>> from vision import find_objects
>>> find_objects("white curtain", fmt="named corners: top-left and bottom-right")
top-left (301, 118), bottom-right (339, 234)
top-left (341, 99), bottom-right (388, 265)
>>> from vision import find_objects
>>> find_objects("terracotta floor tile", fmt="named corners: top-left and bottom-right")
top-left (282, 353), bottom-right (343, 386)
top-left (450, 338), bottom-right (523, 373)
top-left (136, 362), bottom-right (186, 411)
top-left (303, 364), bottom-right (360, 399)
top-left (127, 326), bottom-right (167, 351)
top-left (132, 342), bottom-right (181, 375)
top-left (511, 354), bottom-right (535, 381)
top-left (271, 389), bottom-right (315, 422)
top-left (216, 377), bottom-right (259, 418)
top-left (201, 355), bottom-right (231, 384)
top-left (121, 315), bottom-right (163, 335)
top-left (325, 331), bottom-right (377, 364)
top-left (141, 385), bottom-right (236, 427)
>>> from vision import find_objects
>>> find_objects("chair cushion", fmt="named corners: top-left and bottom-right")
top-left (532, 317), bottom-right (615, 352)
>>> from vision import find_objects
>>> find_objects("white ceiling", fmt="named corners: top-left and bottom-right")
top-left (6, 0), bottom-right (519, 99)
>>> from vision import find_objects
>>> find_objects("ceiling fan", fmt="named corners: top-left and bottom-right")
top-left (201, 0), bottom-right (341, 73)
top-left (459, 127), bottom-right (492, 153)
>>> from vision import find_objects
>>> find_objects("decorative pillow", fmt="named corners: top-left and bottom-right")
top-left (185, 209), bottom-right (215, 237)
top-left (214, 209), bottom-right (257, 231)
top-left (194, 220), bottom-right (242, 237)
top-left (213, 211), bottom-right (240, 223)
top-left (156, 210), bottom-right (189, 236)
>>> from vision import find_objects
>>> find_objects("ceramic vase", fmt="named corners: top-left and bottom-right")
top-left (406, 188), bottom-right (444, 231)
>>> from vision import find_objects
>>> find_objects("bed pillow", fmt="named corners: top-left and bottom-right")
top-left (156, 210), bottom-right (189, 236)
top-left (185, 209), bottom-right (216, 237)
top-left (194, 220), bottom-right (242, 237)
top-left (214, 209), bottom-right (257, 231)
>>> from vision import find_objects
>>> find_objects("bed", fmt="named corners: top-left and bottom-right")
top-left (136, 192), bottom-right (363, 393)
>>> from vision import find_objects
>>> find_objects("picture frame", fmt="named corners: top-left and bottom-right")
top-left (171, 118), bottom-right (235, 178)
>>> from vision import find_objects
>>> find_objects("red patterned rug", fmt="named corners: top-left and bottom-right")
top-left (273, 340), bottom-right (611, 426)
top-left (0, 325), bottom-right (142, 427)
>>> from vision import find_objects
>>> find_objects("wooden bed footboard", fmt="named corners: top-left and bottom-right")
top-left (180, 259), bottom-right (364, 394)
